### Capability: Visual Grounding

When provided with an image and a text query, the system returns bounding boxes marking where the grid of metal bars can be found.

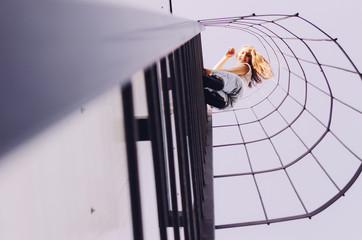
[199,14,362,229]
[122,35,215,240]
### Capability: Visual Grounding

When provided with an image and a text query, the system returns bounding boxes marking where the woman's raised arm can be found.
[213,47,235,70]
[205,63,250,76]
[218,64,250,76]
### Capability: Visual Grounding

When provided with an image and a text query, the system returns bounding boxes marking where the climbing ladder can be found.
[199,13,362,229]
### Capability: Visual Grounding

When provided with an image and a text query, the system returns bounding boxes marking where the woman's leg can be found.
[204,89,226,109]
[202,74,224,91]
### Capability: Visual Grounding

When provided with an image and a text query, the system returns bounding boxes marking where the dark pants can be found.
[202,74,226,109]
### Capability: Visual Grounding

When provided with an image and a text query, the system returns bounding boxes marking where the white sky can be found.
[172,1,362,239]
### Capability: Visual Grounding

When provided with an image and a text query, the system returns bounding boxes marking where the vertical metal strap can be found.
[169,0,173,14]
[144,64,169,240]
[121,82,144,240]
[170,48,194,240]
[160,56,181,240]
[181,41,203,239]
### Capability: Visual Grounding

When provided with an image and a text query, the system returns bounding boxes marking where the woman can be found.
[203,46,273,109]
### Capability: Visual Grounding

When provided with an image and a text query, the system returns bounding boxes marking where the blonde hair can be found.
[237,46,273,87]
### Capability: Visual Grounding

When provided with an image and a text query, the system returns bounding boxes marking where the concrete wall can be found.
[0,72,162,239]
[0,86,133,239]
[0,1,169,239]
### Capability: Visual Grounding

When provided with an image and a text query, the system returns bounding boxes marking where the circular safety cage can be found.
[199,14,362,229]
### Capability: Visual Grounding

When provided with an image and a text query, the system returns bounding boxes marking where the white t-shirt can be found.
[211,63,252,106]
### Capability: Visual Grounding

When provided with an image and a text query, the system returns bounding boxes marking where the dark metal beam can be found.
[145,64,169,240]
[121,83,144,240]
